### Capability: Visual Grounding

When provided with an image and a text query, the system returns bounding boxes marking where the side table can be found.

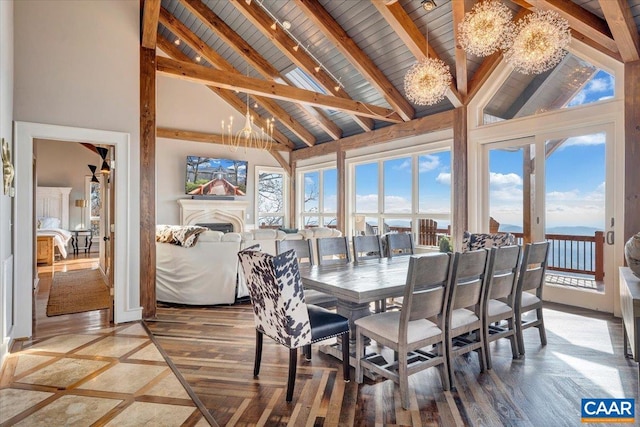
[71,229,93,255]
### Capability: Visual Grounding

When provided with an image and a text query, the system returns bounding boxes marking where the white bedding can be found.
[37,228,72,259]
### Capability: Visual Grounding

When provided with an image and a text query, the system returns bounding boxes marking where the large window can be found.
[352,148,451,246]
[299,166,337,228]
[256,167,287,228]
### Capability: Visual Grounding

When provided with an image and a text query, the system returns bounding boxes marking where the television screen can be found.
[185,156,248,196]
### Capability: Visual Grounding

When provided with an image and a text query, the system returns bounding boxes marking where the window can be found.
[85,176,101,237]
[299,166,337,228]
[256,166,287,228]
[352,148,451,246]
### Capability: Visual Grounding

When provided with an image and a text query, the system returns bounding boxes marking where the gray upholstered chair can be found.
[316,236,352,265]
[275,239,337,309]
[352,235,384,262]
[237,247,350,402]
[355,253,452,409]
[482,245,521,369]
[515,241,550,355]
[446,249,489,388]
[385,233,415,258]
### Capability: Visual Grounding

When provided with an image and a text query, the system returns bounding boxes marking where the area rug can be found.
[46,269,110,316]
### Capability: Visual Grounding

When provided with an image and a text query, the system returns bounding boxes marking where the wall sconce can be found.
[75,199,87,229]
[96,147,110,174]
[88,164,99,183]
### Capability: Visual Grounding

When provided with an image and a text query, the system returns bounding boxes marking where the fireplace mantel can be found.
[178,199,249,232]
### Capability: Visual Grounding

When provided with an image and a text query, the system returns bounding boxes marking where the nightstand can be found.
[71,229,93,255]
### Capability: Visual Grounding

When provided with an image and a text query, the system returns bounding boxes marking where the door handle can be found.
[606,231,614,245]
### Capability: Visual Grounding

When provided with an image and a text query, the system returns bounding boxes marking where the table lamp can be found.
[75,199,87,229]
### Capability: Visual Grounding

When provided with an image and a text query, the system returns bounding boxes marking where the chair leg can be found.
[254,330,263,377]
[342,331,350,382]
[446,332,455,388]
[398,348,410,410]
[483,321,492,370]
[507,318,519,359]
[438,342,450,391]
[515,310,525,356]
[355,327,364,383]
[537,308,547,346]
[476,329,487,373]
[304,344,311,361]
[286,348,298,402]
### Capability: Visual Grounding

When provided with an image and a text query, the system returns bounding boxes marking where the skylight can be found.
[285,68,339,116]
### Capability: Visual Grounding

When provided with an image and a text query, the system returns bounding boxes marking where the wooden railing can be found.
[512,231,604,281]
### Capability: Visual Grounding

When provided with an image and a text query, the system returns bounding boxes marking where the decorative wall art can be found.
[1,138,15,196]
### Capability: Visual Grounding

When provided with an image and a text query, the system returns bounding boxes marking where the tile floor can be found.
[0,322,212,426]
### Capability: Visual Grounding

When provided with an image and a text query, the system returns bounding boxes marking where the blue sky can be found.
[303,65,614,232]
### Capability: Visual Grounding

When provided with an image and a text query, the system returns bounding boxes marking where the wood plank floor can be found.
[146,302,639,426]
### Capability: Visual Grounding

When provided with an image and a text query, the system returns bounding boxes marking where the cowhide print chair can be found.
[237,247,350,402]
[515,241,550,356]
[354,253,452,409]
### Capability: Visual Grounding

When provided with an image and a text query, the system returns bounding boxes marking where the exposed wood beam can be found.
[80,143,98,154]
[372,0,463,106]
[451,0,469,99]
[452,107,467,250]
[159,8,316,147]
[157,36,294,149]
[157,127,291,152]
[570,28,623,62]
[291,110,454,162]
[598,0,640,62]
[527,0,618,54]
[336,148,346,235]
[140,45,156,318]
[269,150,292,177]
[180,0,342,141]
[157,57,404,123]
[296,0,414,121]
[229,0,374,132]
[624,60,640,244]
[141,0,161,48]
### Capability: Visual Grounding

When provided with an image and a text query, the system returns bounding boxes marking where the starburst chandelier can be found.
[404,16,451,106]
[504,10,571,75]
[458,0,514,57]
[221,95,274,152]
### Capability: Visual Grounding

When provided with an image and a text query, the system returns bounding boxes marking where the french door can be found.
[484,124,616,312]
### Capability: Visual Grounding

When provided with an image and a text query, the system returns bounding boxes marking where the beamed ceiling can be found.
[142,0,640,155]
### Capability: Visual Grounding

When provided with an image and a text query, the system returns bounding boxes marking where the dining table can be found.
[298,255,422,363]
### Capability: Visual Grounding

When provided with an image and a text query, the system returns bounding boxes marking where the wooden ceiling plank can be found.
[141,0,161,48]
[180,0,341,140]
[160,8,316,147]
[598,0,640,62]
[157,56,404,123]
[528,0,618,54]
[295,0,414,121]
[291,110,454,162]
[451,0,468,98]
[372,0,462,107]
[157,35,294,149]
[229,0,374,132]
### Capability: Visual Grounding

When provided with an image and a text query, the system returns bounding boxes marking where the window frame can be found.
[254,165,289,229]
[296,161,337,229]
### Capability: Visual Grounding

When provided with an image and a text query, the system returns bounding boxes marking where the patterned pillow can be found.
[155,225,208,248]
[464,232,516,252]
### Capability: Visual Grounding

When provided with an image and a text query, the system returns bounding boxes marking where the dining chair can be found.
[276,239,337,309]
[237,247,350,402]
[355,253,452,409]
[352,234,386,312]
[515,241,550,356]
[352,235,384,262]
[385,233,415,258]
[316,236,352,265]
[445,249,489,388]
[482,245,521,369]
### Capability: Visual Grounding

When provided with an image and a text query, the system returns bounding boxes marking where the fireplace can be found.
[178,199,249,232]
[196,223,234,233]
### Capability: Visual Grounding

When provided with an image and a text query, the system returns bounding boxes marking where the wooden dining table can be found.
[298,255,418,362]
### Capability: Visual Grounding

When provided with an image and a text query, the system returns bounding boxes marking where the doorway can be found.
[13,121,138,340]
[484,124,616,312]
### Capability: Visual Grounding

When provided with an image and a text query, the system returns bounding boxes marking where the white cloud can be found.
[383,195,412,213]
[490,172,522,187]
[393,159,412,172]
[436,172,451,185]
[418,155,440,173]
[585,74,614,93]
[559,133,605,148]
[304,176,315,185]
[355,194,378,212]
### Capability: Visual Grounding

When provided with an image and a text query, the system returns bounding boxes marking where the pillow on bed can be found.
[39,217,61,229]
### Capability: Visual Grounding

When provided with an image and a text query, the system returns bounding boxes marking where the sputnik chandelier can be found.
[504,10,571,75]
[221,95,274,152]
[458,0,514,57]
[404,16,451,106]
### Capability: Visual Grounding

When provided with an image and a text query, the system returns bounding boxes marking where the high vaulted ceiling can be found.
[143,0,640,152]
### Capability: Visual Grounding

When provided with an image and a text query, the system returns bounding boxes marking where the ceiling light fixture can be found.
[174,38,180,45]
[458,0,514,57]
[195,55,201,62]
[504,10,571,75]
[282,20,291,30]
[88,165,99,183]
[421,0,436,11]
[96,147,111,174]
[404,17,451,106]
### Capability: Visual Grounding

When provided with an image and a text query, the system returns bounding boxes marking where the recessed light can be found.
[421,0,436,12]
[282,20,291,30]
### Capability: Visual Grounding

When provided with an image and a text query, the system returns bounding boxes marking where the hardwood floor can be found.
[146,302,638,426]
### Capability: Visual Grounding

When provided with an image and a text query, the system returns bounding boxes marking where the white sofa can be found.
[156,230,244,305]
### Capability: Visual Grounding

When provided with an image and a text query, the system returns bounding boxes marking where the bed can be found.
[36,187,73,264]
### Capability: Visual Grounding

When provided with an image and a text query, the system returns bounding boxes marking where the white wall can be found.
[35,139,102,229]
[0,0,14,367]
[156,75,280,226]
[12,0,141,335]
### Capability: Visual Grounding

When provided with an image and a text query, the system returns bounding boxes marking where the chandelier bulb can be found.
[270,22,277,30]
[293,44,299,52]
[314,66,321,73]
[174,39,180,45]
